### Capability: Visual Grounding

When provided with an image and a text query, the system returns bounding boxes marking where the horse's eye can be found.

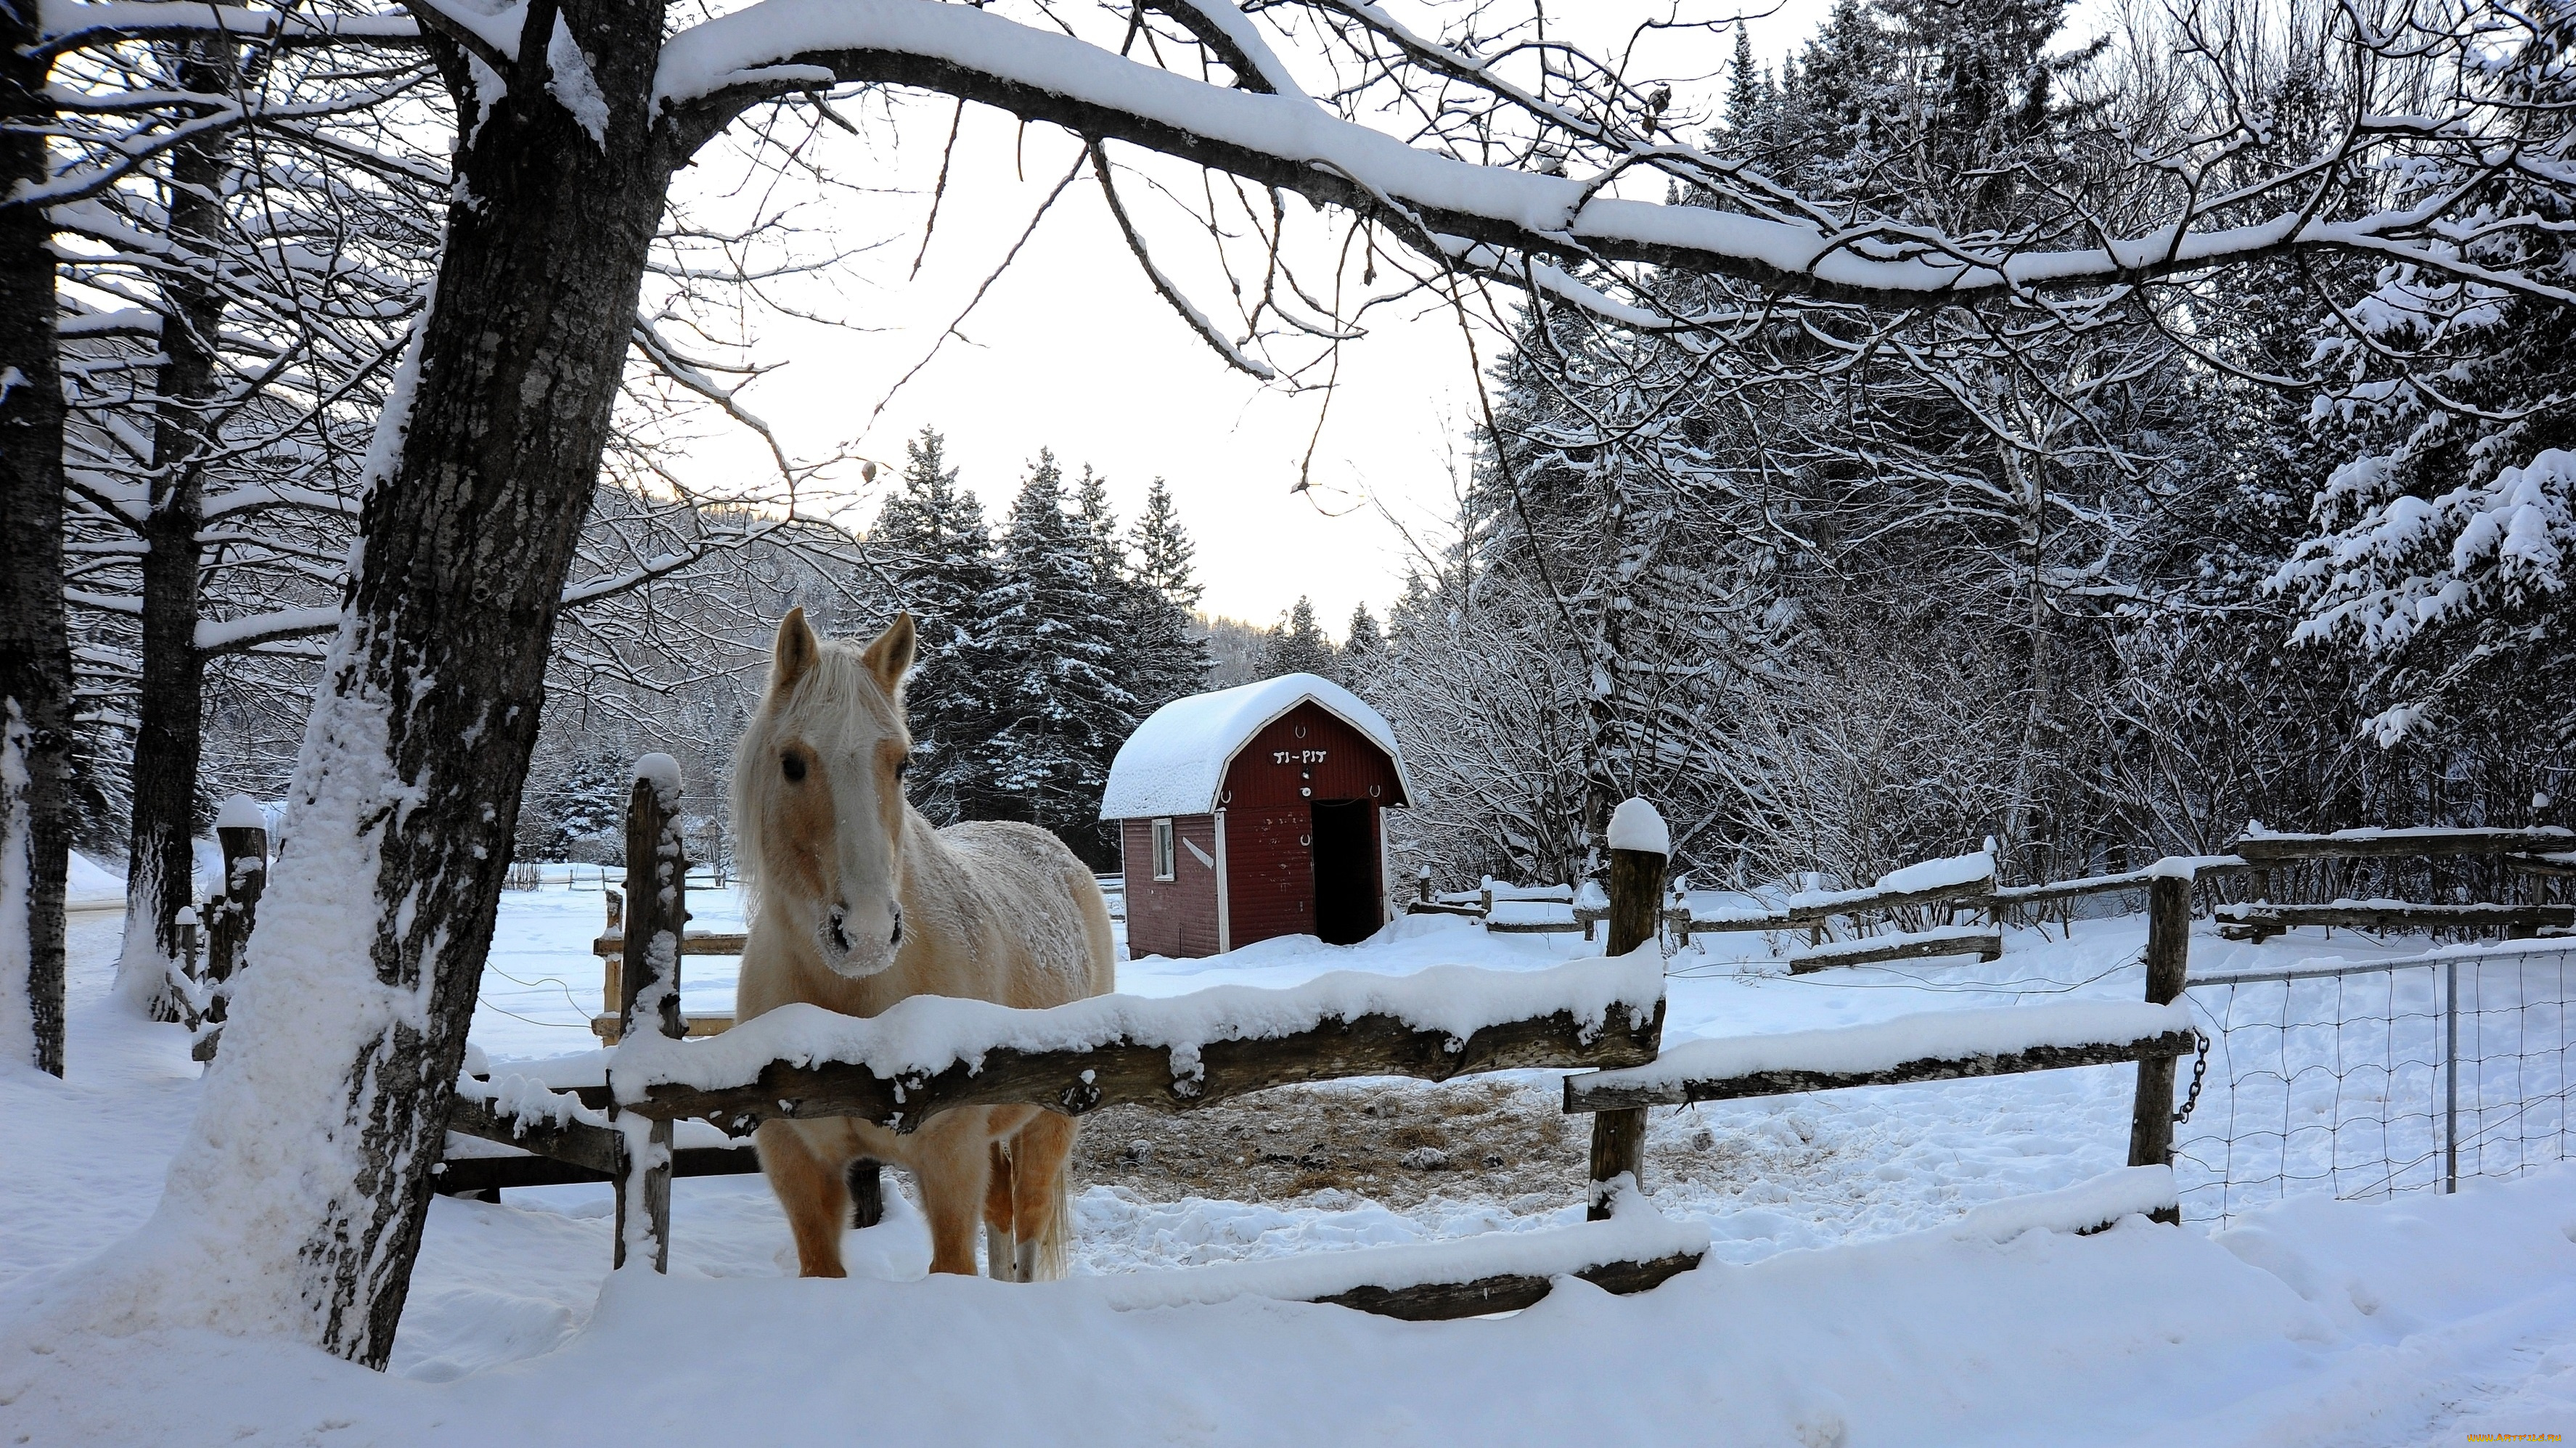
[895,756,910,778]
[781,751,806,783]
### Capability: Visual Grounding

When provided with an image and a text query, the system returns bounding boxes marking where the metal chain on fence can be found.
[2172,1028,2209,1125]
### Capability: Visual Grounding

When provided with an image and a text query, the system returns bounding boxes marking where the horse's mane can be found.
[729,632,907,917]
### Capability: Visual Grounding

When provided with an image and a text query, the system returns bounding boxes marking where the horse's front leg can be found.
[911,1112,997,1275]
[756,1120,851,1277]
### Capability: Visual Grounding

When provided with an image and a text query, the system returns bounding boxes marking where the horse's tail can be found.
[1032,1155,1074,1282]
[1014,1110,1079,1282]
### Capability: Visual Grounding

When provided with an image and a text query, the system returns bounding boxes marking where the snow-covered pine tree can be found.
[1132,477,1202,611]
[1073,463,1124,585]
[1722,24,1777,152]
[1261,597,1339,679]
[549,748,634,860]
[1343,605,1385,682]
[979,450,1137,862]
[871,428,1006,823]
[2273,4,2576,756]
[1068,462,1174,720]
[1123,477,1211,712]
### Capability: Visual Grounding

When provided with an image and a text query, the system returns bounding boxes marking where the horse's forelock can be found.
[732,637,909,902]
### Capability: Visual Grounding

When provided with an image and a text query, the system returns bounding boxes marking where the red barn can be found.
[1102,674,1411,958]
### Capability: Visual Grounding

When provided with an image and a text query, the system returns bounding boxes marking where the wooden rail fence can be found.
[440,758,1687,1319]
[195,755,2572,1319]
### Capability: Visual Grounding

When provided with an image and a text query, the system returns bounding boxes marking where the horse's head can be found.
[735,608,917,978]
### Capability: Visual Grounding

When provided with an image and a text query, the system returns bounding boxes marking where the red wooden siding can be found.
[1224,806,1315,944]
[1119,814,1222,959]
[1217,702,1405,810]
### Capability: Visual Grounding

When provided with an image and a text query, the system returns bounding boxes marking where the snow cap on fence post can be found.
[216,793,267,832]
[1607,797,1669,856]
[632,751,683,801]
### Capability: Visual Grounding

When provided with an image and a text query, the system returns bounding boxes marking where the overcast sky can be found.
[674,1,1847,635]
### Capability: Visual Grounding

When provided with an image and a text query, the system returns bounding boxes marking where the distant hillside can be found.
[1195,614,1270,690]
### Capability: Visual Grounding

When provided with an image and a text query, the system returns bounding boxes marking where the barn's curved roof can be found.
[1100,673,1410,819]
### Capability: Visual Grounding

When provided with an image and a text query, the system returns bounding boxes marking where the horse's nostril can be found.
[889,912,904,947]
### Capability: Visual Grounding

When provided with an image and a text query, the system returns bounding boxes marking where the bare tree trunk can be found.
[1994,389,2052,881]
[161,0,683,1367]
[0,0,71,1078]
[115,38,233,1019]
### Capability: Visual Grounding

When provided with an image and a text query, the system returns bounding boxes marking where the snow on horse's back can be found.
[730,607,1115,1282]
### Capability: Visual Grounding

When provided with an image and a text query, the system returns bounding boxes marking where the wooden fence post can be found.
[613,756,684,1272]
[172,904,200,1004]
[1588,798,1668,1221]
[2127,870,2192,1224]
[206,795,267,1024]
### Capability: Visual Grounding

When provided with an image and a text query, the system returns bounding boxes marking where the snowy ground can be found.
[5,881,2576,1444]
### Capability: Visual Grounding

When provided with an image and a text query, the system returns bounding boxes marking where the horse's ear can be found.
[862,612,917,696]
[774,607,819,691]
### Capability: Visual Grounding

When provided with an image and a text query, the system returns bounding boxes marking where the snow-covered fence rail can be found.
[1561,1002,2198,1111]
[1670,827,2570,970]
[600,957,1667,1137]
[1783,925,2003,974]
[1681,850,2000,937]
[1402,877,1601,933]
[2214,901,2572,944]
[2228,827,2576,862]
[2217,827,2576,917]
[1411,844,2225,952]
[1105,1182,1706,1320]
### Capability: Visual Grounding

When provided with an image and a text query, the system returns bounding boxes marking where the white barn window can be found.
[1151,818,1176,880]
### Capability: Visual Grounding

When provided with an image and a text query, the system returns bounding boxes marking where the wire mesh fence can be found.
[2173,942,2576,1227]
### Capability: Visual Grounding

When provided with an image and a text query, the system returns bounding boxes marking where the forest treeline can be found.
[507,432,1386,872]
[1346,0,2575,892]
[505,430,1206,870]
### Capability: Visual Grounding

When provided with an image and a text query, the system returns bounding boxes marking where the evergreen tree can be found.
[1131,477,1203,611]
[1722,24,1775,151]
[1342,604,1386,690]
[979,449,1137,861]
[549,748,633,862]
[1261,596,1339,679]
[1073,462,1126,585]
[871,427,1005,823]
[1123,476,1210,711]
[1778,0,1900,203]
[1345,604,1383,660]
[2276,17,2576,750]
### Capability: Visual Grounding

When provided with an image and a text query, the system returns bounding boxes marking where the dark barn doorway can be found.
[1309,800,1379,945]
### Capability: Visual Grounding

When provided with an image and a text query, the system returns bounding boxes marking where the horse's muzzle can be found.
[818,902,901,977]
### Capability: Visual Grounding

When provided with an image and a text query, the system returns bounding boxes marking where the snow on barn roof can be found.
[1100,673,1410,819]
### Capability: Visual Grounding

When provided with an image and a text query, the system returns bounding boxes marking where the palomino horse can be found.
[733,608,1116,1280]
